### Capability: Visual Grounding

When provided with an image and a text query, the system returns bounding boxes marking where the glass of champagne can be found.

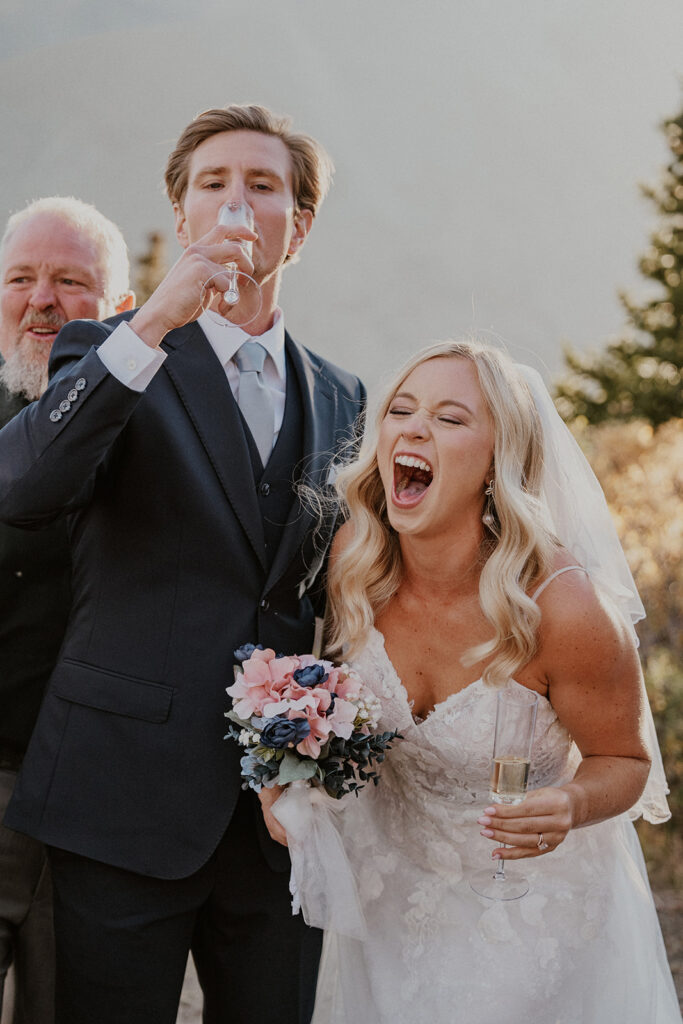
[470,685,539,900]
[200,200,262,328]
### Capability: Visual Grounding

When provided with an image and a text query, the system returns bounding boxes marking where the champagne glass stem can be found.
[224,265,240,304]
[493,843,506,882]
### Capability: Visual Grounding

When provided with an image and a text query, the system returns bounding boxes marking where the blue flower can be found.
[234,643,264,664]
[293,664,329,688]
[260,715,311,749]
[239,751,275,791]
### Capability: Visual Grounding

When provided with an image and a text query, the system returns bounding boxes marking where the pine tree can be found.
[556,101,683,426]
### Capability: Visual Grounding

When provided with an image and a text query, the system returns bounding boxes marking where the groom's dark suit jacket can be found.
[0,386,71,762]
[0,312,364,879]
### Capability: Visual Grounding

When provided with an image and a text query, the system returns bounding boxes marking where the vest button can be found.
[260,598,270,611]
[260,482,271,496]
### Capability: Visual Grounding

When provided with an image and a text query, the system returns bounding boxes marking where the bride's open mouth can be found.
[392,454,433,507]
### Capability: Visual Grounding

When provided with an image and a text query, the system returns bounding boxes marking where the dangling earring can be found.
[482,478,499,535]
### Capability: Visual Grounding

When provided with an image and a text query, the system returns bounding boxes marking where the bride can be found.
[263,339,681,1023]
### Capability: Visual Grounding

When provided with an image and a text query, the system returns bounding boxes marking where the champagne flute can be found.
[200,200,263,328]
[470,686,539,900]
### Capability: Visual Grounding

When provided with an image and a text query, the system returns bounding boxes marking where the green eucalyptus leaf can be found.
[277,751,318,785]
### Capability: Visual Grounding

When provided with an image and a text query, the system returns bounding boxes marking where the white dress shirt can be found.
[96,309,288,446]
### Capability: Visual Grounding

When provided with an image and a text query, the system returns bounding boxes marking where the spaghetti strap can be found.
[531,565,586,603]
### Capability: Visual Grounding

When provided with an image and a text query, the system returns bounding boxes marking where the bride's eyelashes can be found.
[387,406,464,426]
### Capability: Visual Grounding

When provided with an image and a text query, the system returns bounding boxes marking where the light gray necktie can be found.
[233,341,275,466]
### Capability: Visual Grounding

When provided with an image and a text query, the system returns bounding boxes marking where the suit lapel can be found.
[161,322,267,569]
[264,333,337,591]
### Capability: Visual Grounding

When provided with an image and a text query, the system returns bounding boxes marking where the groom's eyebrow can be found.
[192,164,287,188]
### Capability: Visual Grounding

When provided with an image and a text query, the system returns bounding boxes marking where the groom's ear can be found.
[287,208,313,259]
[174,202,190,249]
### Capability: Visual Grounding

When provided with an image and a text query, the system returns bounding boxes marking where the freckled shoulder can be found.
[535,561,638,681]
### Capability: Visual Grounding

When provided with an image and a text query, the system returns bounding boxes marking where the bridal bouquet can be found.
[225,644,399,799]
[225,644,400,939]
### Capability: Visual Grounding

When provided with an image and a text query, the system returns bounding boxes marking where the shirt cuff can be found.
[96,322,166,392]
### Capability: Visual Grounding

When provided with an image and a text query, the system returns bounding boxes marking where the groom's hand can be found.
[258,784,289,847]
[129,223,257,348]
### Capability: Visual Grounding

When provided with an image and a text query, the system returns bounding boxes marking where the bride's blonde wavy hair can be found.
[326,339,559,686]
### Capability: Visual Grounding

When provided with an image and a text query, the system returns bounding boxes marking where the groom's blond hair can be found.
[165,104,334,219]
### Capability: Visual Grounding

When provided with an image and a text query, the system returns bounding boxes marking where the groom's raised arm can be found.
[0,214,265,528]
[0,318,146,527]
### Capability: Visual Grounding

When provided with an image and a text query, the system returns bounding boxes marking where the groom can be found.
[0,105,364,1024]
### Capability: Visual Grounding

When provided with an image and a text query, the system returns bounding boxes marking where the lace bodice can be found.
[353,627,580,816]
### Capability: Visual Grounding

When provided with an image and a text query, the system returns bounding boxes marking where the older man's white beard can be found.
[0,343,50,402]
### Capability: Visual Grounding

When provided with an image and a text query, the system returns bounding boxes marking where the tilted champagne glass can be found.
[470,685,539,900]
[200,200,263,328]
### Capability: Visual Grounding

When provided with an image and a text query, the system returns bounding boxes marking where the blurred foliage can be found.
[554,94,683,882]
[134,231,168,305]
[573,418,683,886]
[556,99,683,427]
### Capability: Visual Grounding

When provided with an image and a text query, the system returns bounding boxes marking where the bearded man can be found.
[0,196,133,1024]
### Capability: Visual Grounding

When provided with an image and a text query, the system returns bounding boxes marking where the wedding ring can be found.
[537,833,549,851]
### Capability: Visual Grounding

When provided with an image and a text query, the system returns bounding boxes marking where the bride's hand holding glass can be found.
[477,784,575,861]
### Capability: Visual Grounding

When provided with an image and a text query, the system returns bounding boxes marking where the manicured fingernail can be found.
[492,851,501,859]
[477,816,491,825]
[480,829,494,838]
[484,806,496,815]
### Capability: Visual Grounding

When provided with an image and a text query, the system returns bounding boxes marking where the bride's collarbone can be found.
[379,634,485,717]
[377,618,549,715]
[378,606,490,672]
[376,596,507,715]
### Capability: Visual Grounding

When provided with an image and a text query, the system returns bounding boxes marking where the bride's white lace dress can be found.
[313,627,681,1024]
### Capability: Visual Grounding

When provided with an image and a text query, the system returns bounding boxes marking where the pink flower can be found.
[249,647,277,664]
[227,651,299,719]
[296,653,322,670]
[268,655,301,687]
[326,698,358,740]
[262,692,318,719]
[288,681,332,710]
[282,689,337,758]
[296,734,324,758]
[227,662,271,719]
[331,670,363,701]
[294,705,334,757]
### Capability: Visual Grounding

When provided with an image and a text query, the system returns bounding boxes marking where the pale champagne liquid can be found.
[490,757,530,804]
